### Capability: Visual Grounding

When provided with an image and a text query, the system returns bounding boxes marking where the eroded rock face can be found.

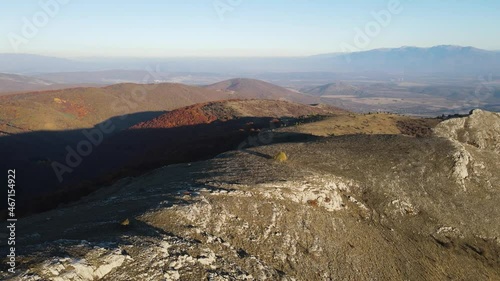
[434,109,500,190]
[434,109,500,153]
[2,111,499,281]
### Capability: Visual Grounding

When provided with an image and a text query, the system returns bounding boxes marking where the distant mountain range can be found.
[1,45,499,75]
[311,45,500,74]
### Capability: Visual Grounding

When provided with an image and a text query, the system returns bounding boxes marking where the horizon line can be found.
[1,45,499,60]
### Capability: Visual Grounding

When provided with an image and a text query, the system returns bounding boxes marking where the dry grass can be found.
[280,113,440,137]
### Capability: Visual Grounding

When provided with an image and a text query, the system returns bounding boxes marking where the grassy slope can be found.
[0,83,231,133]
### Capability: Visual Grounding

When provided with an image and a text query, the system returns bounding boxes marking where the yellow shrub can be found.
[273,151,288,162]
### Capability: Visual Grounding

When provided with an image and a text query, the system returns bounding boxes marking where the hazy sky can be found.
[1,0,499,57]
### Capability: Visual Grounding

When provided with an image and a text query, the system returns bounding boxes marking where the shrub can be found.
[120,218,130,226]
[273,151,288,162]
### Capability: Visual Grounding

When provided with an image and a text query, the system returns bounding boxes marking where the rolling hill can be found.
[0,80,318,134]
[205,78,319,104]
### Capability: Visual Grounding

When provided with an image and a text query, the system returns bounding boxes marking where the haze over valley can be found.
[2,45,500,115]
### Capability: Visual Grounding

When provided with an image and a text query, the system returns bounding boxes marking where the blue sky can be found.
[0,0,499,57]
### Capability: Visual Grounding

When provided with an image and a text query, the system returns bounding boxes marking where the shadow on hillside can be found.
[0,112,323,217]
[240,150,273,159]
[95,110,167,131]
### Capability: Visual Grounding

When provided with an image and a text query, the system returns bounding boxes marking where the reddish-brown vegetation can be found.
[131,102,223,129]
[131,99,343,130]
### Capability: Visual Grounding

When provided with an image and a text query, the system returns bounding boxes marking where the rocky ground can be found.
[1,110,499,280]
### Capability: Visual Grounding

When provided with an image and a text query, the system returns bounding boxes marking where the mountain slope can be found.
[3,110,499,280]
